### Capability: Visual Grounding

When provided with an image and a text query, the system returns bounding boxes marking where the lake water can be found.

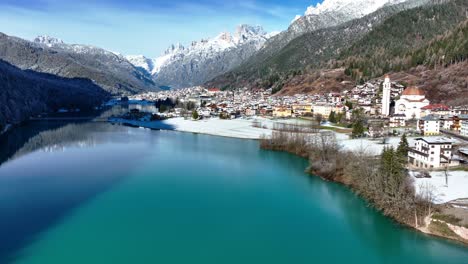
[0,122,467,263]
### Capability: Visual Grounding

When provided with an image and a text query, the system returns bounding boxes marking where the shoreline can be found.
[109,117,468,202]
[109,116,468,245]
[260,144,468,247]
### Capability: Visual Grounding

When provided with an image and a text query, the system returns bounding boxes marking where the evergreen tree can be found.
[380,146,406,199]
[329,111,337,123]
[159,104,168,113]
[397,133,410,160]
[352,119,365,138]
[192,110,199,120]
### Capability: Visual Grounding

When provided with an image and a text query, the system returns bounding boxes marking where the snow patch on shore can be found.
[413,171,468,204]
[110,117,273,139]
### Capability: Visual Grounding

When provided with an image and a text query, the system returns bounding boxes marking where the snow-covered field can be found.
[413,171,468,204]
[110,117,273,139]
[338,137,414,155]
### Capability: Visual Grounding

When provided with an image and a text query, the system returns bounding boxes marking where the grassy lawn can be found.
[432,213,462,226]
[319,126,352,134]
[429,221,460,239]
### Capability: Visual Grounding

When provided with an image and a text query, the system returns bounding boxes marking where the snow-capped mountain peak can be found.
[291,15,302,24]
[164,43,185,55]
[122,24,275,88]
[289,0,409,36]
[125,55,154,73]
[233,24,266,43]
[33,35,64,47]
[304,0,407,17]
[144,24,272,77]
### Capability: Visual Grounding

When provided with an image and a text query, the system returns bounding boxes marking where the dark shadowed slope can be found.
[0,59,110,128]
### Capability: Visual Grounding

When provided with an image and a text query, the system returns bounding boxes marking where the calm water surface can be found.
[0,122,467,264]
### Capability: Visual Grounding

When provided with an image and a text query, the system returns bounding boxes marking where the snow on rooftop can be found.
[416,137,456,144]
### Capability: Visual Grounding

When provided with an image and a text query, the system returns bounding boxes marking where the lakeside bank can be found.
[108,116,468,245]
[259,130,468,246]
[2,122,468,263]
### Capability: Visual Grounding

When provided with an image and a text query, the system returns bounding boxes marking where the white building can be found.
[417,115,441,136]
[461,119,468,137]
[389,114,406,128]
[408,137,458,169]
[394,86,430,120]
[312,104,343,118]
[439,116,454,131]
[381,75,391,117]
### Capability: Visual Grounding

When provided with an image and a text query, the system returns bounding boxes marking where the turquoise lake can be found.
[0,121,467,263]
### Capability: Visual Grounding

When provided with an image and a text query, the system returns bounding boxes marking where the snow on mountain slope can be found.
[4,34,157,93]
[296,0,407,25]
[125,55,154,73]
[282,0,417,53]
[305,0,406,16]
[33,35,64,47]
[125,24,273,88]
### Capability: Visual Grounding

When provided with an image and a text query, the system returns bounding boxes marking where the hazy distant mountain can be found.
[0,33,157,95]
[126,25,275,88]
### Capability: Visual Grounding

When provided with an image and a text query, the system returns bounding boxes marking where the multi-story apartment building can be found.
[417,115,440,135]
[408,137,458,169]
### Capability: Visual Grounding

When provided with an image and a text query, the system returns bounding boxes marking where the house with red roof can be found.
[421,104,451,118]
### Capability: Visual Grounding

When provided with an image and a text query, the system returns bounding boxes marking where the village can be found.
[108,76,468,212]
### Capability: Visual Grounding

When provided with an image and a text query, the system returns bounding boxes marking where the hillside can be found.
[0,60,110,129]
[339,0,468,80]
[387,61,468,104]
[0,34,156,95]
[206,0,430,90]
[279,18,467,103]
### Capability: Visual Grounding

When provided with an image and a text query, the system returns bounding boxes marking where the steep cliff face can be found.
[0,33,156,95]
[0,60,110,128]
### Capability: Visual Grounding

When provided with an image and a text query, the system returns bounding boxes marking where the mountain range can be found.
[0,34,156,95]
[126,24,275,89]
[207,0,431,89]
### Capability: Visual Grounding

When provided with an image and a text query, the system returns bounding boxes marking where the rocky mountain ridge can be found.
[126,24,273,88]
[0,33,156,95]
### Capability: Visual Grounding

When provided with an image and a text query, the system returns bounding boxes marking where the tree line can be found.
[261,130,434,227]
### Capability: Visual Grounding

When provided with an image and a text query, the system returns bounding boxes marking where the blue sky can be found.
[0,0,320,57]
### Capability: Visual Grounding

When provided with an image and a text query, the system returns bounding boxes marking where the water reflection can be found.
[0,119,467,264]
[0,121,152,263]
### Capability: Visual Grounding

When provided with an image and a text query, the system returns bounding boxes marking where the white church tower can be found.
[381,75,391,117]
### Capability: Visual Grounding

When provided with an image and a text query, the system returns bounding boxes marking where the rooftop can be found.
[402,86,425,96]
[420,114,440,121]
[421,104,450,111]
[416,137,455,144]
